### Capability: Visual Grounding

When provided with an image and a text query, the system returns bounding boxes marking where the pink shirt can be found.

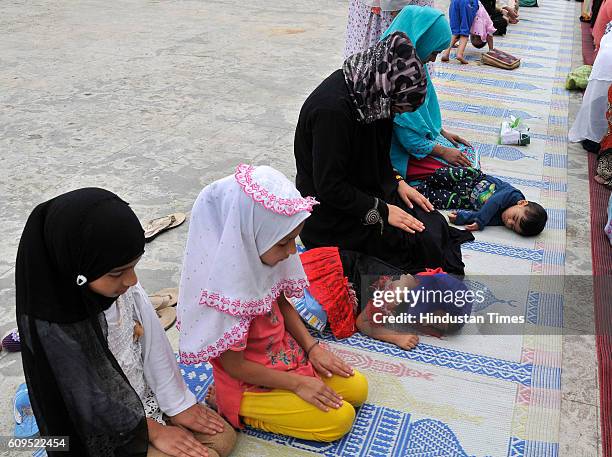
[211,298,317,428]
[470,3,496,40]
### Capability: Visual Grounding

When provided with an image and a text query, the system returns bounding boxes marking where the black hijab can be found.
[16,188,148,456]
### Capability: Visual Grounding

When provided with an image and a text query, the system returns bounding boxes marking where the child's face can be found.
[88,256,141,298]
[501,200,529,234]
[260,223,305,267]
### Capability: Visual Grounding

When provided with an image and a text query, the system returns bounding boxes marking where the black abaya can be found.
[294,70,473,275]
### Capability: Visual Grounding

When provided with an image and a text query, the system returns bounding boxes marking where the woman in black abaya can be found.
[294,32,473,274]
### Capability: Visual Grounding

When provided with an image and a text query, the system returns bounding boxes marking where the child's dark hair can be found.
[519,202,548,236]
[470,34,487,49]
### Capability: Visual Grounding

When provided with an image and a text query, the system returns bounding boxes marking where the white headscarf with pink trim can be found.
[178,164,318,364]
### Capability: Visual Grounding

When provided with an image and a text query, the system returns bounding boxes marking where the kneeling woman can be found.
[16,189,235,457]
[294,32,473,274]
[178,165,368,442]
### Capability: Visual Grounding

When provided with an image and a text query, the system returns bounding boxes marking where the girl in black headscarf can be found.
[16,188,149,456]
[15,188,235,457]
[294,32,473,275]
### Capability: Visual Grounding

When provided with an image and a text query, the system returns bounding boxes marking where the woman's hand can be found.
[388,205,425,234]
[441,147,473,167]
[169,404,225,435]
[441,129,472,148]
[397,180,434,212]
[293,376,343,412]
[148,420,209,457]
[308,344,354,378]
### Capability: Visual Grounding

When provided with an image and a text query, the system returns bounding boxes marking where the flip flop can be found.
[143,213,186,243]
[148,288,178,310]
[157,307,177,331]
[2,328,20,352]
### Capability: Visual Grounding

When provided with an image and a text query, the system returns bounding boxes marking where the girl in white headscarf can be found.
[178,164,369,442]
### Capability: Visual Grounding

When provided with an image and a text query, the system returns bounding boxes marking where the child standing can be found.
[441,0,480,63]
[178,164,368,442]
[418,167,548,235]
[16,188,235,457]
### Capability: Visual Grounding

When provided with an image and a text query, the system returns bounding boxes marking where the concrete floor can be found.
[0,0,601,455]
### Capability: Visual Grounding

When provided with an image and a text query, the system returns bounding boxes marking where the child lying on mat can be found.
[356,269,473,350]
[418,167,548,235]
[299,248,473,351]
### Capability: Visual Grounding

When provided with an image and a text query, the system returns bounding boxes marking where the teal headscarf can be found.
[380,6,452,153]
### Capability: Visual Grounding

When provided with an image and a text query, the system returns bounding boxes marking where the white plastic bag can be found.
[500,116,531,145]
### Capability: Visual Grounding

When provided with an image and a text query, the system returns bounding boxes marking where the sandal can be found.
[148,288,178,310]
[2,328,20,352]
[157,308,177,331]
[143,213,186,243]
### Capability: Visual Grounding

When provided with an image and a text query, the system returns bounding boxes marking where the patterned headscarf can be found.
[342,31,427,123]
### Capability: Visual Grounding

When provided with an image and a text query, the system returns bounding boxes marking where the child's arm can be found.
[133,284,226,435]
[462,194,506,229]
[278,294,354,378]
[452,209,477,225]
[218,350,343,411]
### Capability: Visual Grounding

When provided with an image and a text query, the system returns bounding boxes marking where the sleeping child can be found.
[298,247,473,351]
[418,167,548,235]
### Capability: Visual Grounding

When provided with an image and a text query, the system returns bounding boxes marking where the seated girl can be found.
[16,188,236,457]
[178,164,368,443]
[381,7,479,186]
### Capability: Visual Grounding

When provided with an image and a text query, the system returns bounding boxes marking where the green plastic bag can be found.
[566,65,592,90]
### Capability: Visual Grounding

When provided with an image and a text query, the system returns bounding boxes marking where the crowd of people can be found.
[14,0,590,455]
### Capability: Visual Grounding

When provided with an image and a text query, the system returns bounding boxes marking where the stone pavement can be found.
[0,0,600,455]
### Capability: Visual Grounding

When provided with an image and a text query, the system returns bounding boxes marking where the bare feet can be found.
[384,333,420,350]
[441,53,450,62]
[356,311,420,351]
[205,384,218,411]
[456,56,469,64]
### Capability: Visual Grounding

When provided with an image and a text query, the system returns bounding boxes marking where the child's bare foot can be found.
[456,56,469,64]
[205,384,218,411]
[384,333,420,350]
[441,53,450,62]
[594,174,607,185]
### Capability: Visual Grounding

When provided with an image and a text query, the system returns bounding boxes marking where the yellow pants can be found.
[239,371,368,442]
